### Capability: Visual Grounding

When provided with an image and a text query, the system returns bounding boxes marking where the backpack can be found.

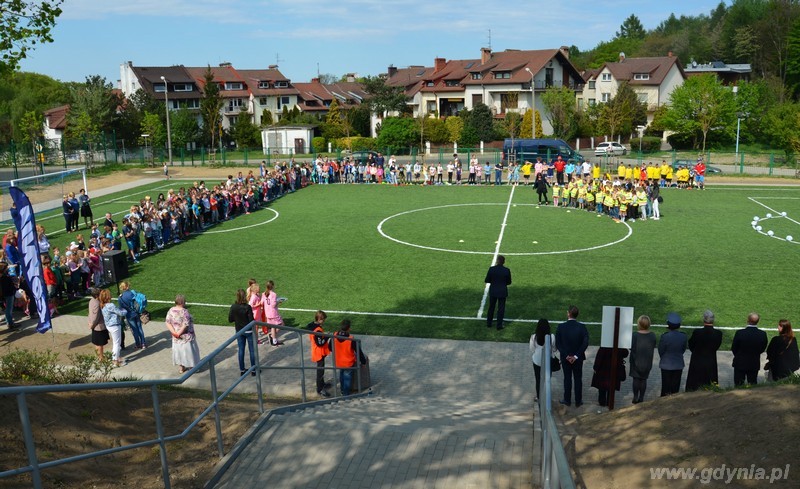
[131,290,148,313]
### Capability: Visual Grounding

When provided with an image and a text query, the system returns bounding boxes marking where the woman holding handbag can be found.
[530,318,557,401]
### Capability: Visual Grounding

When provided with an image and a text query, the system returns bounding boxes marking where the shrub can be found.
[629,136,662,153]
[335,137,376,151]
[0,349,116,384]
[312,137,326,153]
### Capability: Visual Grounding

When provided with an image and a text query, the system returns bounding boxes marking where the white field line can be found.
[477,185,516,319]
[749,197,800,226]
[146,299,755,330]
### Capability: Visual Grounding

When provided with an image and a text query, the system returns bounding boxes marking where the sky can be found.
[18,0,729,87]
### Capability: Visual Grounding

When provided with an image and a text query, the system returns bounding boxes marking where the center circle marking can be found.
[377,203,633,256]
[204,208,280,234]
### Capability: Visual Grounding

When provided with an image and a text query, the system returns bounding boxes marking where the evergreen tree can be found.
[200,66,223,150]
[616,14,646,40]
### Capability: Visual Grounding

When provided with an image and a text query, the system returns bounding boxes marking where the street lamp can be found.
[141,133,150,165]
[524,67,535,138]
[160,76,173,167]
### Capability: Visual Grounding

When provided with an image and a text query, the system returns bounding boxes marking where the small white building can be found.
[260,125,316,155]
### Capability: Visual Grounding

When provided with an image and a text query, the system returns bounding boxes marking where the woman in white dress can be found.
[529,318,557,401]
[99,289,126,367]
[165,294,201,374]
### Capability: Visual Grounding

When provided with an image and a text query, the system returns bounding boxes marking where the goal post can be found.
[2,167,88,230]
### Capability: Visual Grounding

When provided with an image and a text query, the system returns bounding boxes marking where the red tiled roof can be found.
[44,105,69,130]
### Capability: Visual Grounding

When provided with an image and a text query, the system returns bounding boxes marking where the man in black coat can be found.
[484,255,511,330]
[555,305,590,407]
[685,309,723,391]
[731,312,768,386]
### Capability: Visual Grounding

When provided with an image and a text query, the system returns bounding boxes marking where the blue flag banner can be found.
[9,187,52,334]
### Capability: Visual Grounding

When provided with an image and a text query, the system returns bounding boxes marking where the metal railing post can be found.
[298,331,308,403]
[356,340,363,392]
[252,325,264,413]
[150,385,172,489]
[17,393,43,489]
[331,339,339,397]
[208,359,225,457]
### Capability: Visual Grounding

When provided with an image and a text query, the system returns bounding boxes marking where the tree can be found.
[0,0,64,73]
[322,98,345,140]
[230,114,260,148]
[663,73,736,151]
[375,117,417,149]
[318,73,339,84]
[170,108,200,150]
[444,116,464,143]
[139,111,165,161]
[541,86,578,139]
[362,76,408,116]
[425,117,449,144]
[66,75,116,139]
[597,82,647,139]
[763,102,800,158]
[616,14,646,40]
[459,103,494,146]
[261,109,273,127]
[200,66,223,151]
[18,110,42,156]
[519,109,544,139]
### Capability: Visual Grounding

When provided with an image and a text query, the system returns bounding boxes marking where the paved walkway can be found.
[21,315,765,488]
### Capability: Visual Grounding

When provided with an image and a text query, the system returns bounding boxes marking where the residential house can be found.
[119,62,202,114]
[184,63,254,131]
[684,60,751,85]
[293,78,367,115]
[238,66,300,125]
[43,104,69,148]
[578,53,686,124]
[384,47,584,135]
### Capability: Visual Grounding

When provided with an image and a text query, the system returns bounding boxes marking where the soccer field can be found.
[40,179,800,347]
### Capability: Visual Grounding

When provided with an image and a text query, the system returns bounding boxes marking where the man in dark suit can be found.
[731,312,768,386]
[555,305,589,407]
[484,255,511,330]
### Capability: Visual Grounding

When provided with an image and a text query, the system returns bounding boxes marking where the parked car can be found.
[672,159,722,173]
[503,138,585,164]
[344,150,380,162]
[594,142,627,156]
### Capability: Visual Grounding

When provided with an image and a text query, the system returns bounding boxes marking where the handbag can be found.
[657,195,664,203]
[139,310,151,324]
[550,356,561,372]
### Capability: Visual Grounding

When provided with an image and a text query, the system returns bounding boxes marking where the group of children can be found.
[550,177,662,221]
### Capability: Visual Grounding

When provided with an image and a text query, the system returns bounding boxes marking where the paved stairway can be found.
[212,396,533,489]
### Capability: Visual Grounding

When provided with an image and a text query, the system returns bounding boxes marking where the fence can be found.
[0,321,368,489]
[535,339,576,489]
[618,150,799,177]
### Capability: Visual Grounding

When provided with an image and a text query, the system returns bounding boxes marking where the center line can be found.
[477,185,516,318]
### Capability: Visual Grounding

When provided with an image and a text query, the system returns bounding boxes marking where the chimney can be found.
[559,46,570,59]
[668,51,673,58]
[434,57,447,73]
[311,77,320,84]
[387,65,397,78]
[268,64,278,69]
[219,62,232,67]
[619,52,626,63]
[127,61,133,67]
[345,73,356,82]
[481,47,492,64]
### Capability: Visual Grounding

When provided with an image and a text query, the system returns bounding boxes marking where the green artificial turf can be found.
[25,179,800,349]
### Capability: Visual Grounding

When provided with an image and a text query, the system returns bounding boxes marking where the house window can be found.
[633,73,650,80]
[259,97,268,105]
[500,93,519,112]
[588,80,596,89]
[154,83,166,93]
[494,72,511,79]
[228,115,238,125]
[637,93,648,103]
[181,99,200,109]
[258,81,269,89]
[445,80,459,87]
[425,81,434,87]
[225,82,243,90]
[427,101,436,113]
[275,81,289,88]
[173,83,192,92]
[588,98,596,106]
[471,73,482,80]
[227,99,243,111]
[601,93,610,103]
[601,73,612,81]
[277,96,291,109]
[545,68,554,87]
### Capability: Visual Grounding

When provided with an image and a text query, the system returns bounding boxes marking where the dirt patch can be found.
[562,385,799,488]
[0,327,293,489]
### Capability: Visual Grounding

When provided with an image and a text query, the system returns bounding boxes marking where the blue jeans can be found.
[126,314,145,347]
[495,170,502,184]
[237,333,256,372]
[4,295,14,325]
[340,368,353,396]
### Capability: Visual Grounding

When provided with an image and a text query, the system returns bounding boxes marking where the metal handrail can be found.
[0,320,368,489]
[536,339,576,489]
